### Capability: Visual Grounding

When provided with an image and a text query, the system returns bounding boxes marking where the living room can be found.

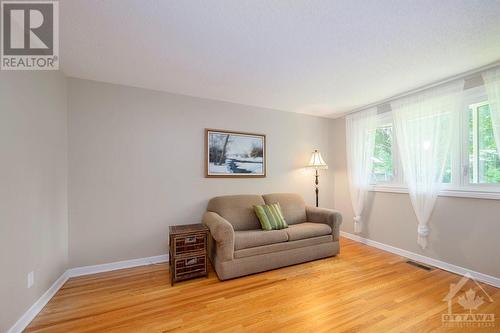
[1,1,499,332]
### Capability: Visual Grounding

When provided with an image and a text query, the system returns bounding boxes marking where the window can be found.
[370,85,500,197]
[372,124,394,183]
[371,112,401,185]
[467,102,500,184]
[442,156,452,183]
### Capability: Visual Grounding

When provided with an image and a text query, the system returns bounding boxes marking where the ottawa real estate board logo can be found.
[442,273,495,328]
[1,0,59,70]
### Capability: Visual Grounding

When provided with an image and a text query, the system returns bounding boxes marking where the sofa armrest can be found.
[306,206,343,241]
[202,212,235,261]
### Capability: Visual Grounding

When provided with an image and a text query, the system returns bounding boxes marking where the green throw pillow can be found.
[254,203,288,230]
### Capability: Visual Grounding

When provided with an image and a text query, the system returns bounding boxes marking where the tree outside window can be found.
[372,125,394,183]
[468,103,500,184]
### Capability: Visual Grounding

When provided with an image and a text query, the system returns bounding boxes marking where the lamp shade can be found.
[308,150,328,169]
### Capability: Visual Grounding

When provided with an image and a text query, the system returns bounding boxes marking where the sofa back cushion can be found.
[262,193,306,225]
[207,195,265,231]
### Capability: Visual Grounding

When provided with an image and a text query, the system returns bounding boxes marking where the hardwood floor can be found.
[25,237,499,333]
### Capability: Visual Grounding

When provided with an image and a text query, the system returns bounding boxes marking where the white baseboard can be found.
[67,254,169,277]
[7,271,69,333]
[340,231,500,288]
[7,254,169,333]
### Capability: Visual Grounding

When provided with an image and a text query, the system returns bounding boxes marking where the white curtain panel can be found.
[346,108,377,233]
[483,67,500,156]
[391,81,463,249]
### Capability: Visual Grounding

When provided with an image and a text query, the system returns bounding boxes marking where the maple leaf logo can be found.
[458,289,484,313]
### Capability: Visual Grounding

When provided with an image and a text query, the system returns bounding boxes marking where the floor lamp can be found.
[307,150,328,207]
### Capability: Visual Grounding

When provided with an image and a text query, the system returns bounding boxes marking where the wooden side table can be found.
[169,223,209,286]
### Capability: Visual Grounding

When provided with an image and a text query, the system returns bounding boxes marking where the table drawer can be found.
[174,255,206,276]
[174,234,206,255]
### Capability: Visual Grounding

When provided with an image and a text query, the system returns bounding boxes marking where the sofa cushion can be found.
[254,203,288,230]
[285,222,332,241]
[262,193,306,225]
[234,229,288,250]
[207,195,265,231]
[234,235,333,259]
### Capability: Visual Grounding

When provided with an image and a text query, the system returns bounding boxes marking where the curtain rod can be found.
[345,59,500,116]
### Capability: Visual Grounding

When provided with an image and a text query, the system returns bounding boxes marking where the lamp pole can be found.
[315,168,319,207]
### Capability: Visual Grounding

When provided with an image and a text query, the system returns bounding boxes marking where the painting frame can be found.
[205,128,266,178]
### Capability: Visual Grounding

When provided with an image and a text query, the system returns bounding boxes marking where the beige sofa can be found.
[202,193,342,280]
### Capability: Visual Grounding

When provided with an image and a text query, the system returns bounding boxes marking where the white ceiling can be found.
[60,0,500,118]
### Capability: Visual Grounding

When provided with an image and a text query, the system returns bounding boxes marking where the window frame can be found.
[370,85,500,199]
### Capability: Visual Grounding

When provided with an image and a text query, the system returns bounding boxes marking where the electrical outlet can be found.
[27,271,34,288]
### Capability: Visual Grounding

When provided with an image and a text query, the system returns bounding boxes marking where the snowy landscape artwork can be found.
[206,129,266,177]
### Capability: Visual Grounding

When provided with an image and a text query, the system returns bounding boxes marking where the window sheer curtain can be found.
[346,108,377,233]
[483,67,500,156]
[391,81,463,249]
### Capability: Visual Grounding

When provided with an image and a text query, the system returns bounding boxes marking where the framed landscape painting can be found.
[205,129,266,177]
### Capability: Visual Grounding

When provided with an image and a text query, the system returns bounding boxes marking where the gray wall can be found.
[67,78,335,267]
[331,117,500,278]
[0,71,68,332]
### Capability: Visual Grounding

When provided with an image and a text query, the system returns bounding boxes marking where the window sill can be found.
[370,185,500,200]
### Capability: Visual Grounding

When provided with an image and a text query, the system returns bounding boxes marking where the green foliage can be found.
[372,126,393,182]
[469,104,500,183]
[442,157,451,183]
[486,167,500,182]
